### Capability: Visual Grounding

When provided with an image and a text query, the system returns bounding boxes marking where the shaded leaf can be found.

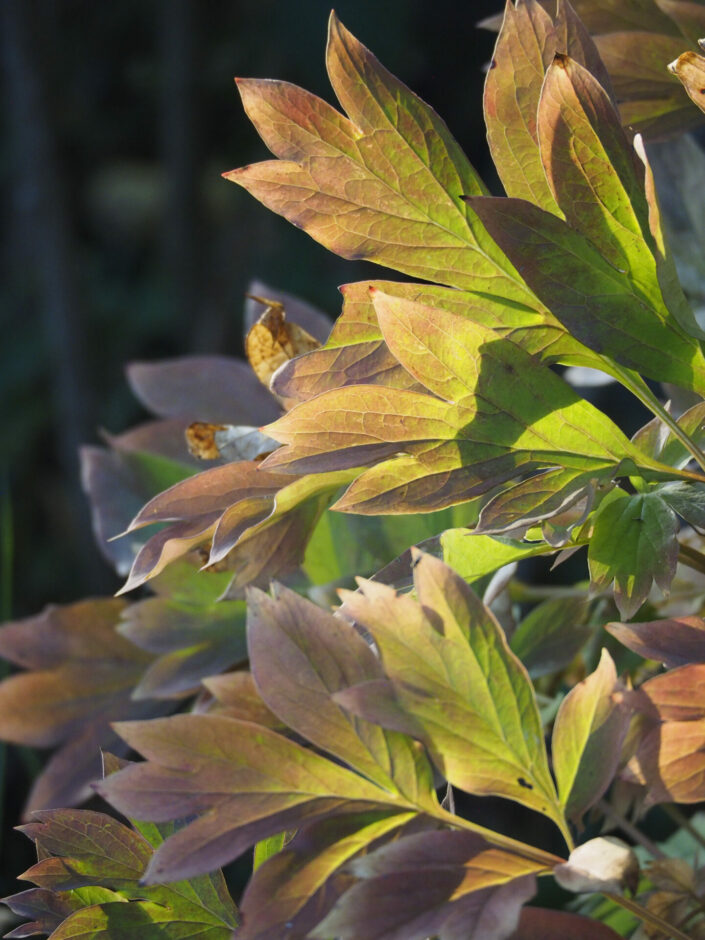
[338,551,569,839]
[627,663,705,720]
[311,829,541,940]
[0,599,166,812]
[510,595,592,678]
[510,907,623,939]
[126,356,278,427]
[552,649,632,819]
[659,480,705,527]
[632,401,705,469]
[118,597,248,699]
[226,14,536,303]
[606,614,705,666]
[588,491,679,619]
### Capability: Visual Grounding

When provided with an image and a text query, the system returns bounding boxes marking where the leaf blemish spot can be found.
[517,777,533,790]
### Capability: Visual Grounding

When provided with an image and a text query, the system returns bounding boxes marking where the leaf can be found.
[126,355,279,426]
[247,583,437,804]
[606,614,705,666]
[244,295,320,400]
[99,714,418,883]
[118,597,248,699]
[587,491,679,619]
[632,401,705,469]
[238,813,419,940]
[80,445,194,576]
[659,480,705,528]
[0,599,167,812]
[185,423,279,462]
[263,292,660,514]
[310,830,541,940]
[510,907,624,939]
[467,195,705,395]
[441,528,562,582]
[338,551,569,841]
[244,279,332,344]
[485,0,613,214]
[510,595,592,678]
[552,649,632,819]
[627,716,705,803]
[202,671,283,728]
[669,48,705,115]
[553,837,639,894]
[225,14,537,304]
[7,808,239,939]
[627,663,705,721]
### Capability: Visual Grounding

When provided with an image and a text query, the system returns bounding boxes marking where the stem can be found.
[612,364,705,475]
[433,805,566,870]
[597,798,666,859]
[663,804,705,853]
[678,542,705,577]
[606,892,693,940]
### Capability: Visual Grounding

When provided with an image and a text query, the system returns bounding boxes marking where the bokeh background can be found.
[1,0,502,625]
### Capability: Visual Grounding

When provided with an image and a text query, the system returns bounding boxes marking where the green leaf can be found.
[552,649,632,820]
[441,529,561,582]
[588,490,679,619]
[510,595,592,678]
[468,194,705,395]
[338,551,570,843]
[252,831,288,872]
[225,13,537,304]
[9,808,239,940]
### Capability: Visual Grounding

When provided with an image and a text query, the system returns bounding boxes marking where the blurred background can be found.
[1,0,502,622]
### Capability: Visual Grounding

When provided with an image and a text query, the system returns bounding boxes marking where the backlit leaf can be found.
[226,14,536,304]
[669,49,705,115]
[339,551,569,840]
[552,649,632,819]
[587,490,679,619]
[467,195,705,395]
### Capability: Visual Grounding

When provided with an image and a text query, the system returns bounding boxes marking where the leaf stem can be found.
[597,798,665,859]
[606,892,693,940]
[613,364,705,474]
[678,541,705,576]
[662,804,705,853]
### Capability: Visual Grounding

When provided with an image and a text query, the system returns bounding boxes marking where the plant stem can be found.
[663,804,705,853]
[613,364,705,474]
[678,542,705,576]
[606,892,693,940]
[597,798,666,859]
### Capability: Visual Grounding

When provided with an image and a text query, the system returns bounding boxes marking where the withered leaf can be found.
[185,422,279,462]
[245,295,320,396]
[669,49,705,115]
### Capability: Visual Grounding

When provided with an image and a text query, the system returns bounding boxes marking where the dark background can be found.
[1,0,502,622]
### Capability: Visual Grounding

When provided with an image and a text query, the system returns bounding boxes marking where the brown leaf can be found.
[245,295,320,398]
[668,48,705,114]
[510,907,623,939]
[186,422,278,462]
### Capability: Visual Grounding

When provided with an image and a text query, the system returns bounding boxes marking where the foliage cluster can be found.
[8,0,705,936]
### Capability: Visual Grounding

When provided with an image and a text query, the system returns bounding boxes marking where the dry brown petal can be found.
[245,295,320,397]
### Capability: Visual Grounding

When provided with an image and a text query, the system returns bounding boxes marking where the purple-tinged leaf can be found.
[311,830,539,940]
[226,14,537,304]
[552,649,632,819]
[588,491,679,619]
[126,356,278,426]
[467,195,705,395]
[0,599,166,812]
[606,614,705,667]
[2,886,123,938]
[339,552,568,839]
[510,907,623,938]
[510,595,591,678]
[100,715,414,883]
[202,672,283,728]
[237,812,417,940]
[247,584,436,805]
[118,597,247,699]
[106,418,205,468]
[627,663,705,721]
